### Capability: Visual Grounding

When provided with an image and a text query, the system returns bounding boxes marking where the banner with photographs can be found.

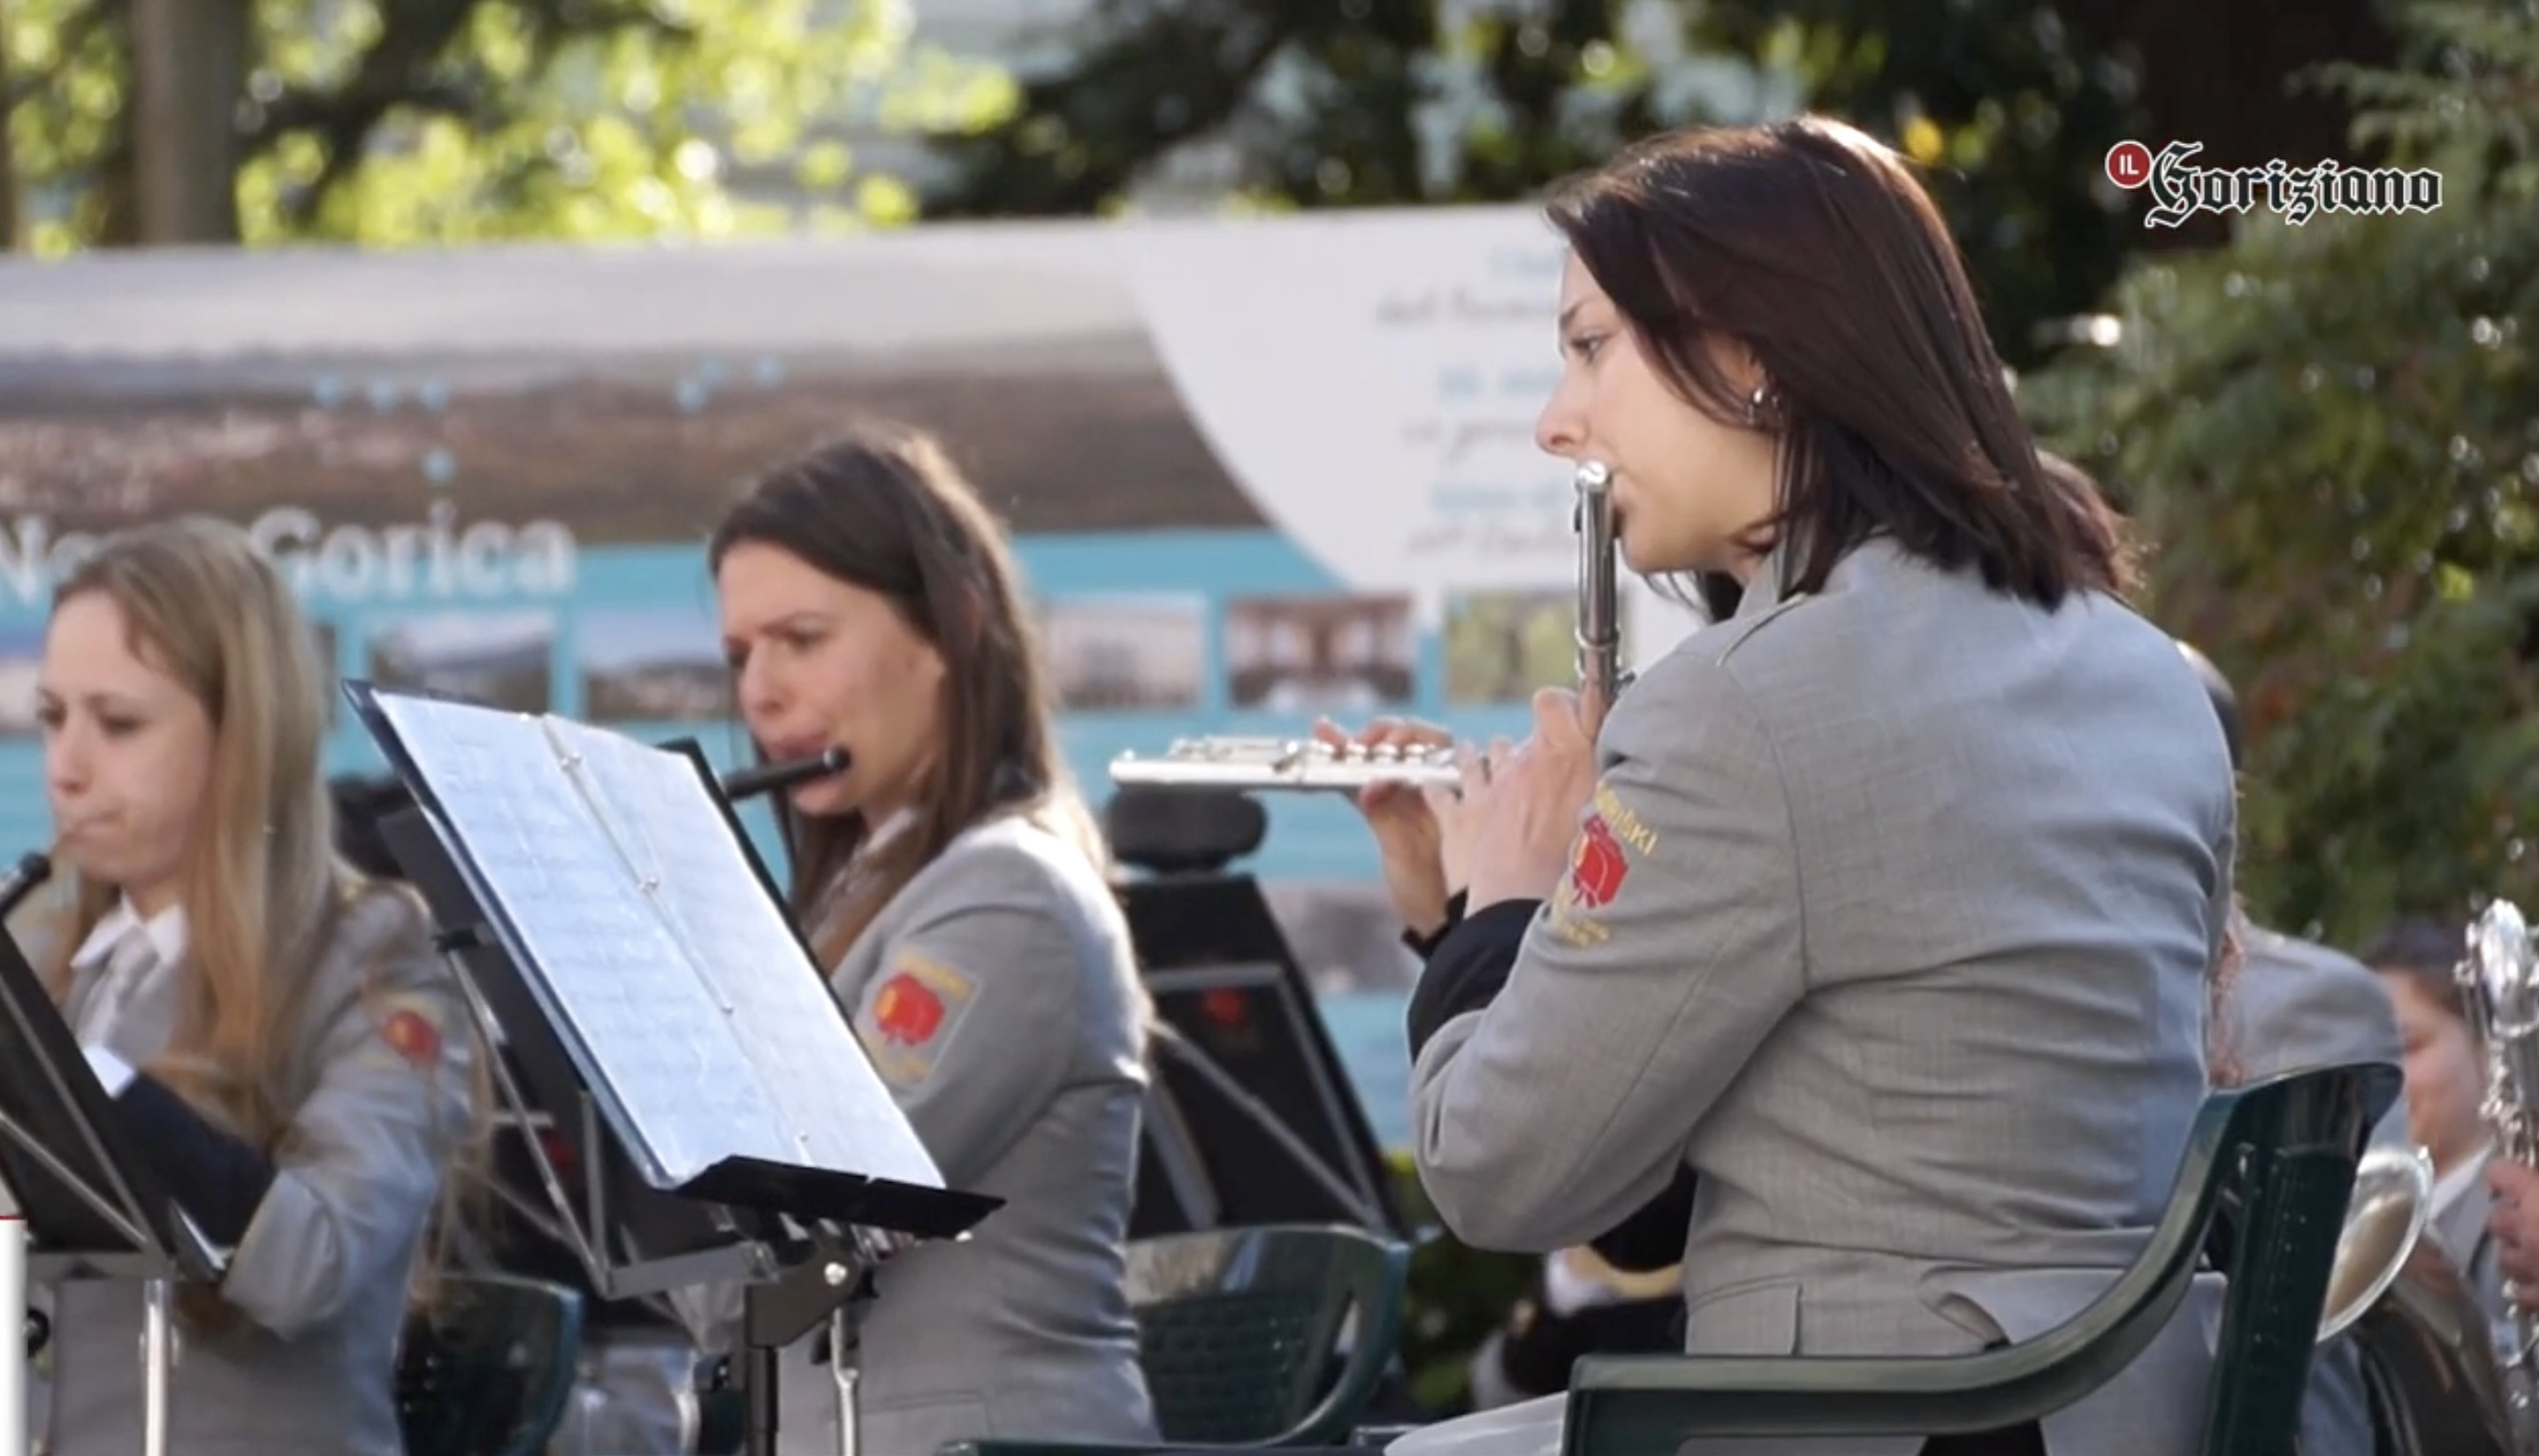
[0,215,1700,1141]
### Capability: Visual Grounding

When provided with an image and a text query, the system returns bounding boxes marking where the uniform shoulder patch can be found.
[855,952,980,1086]
[375,992,447,1069]
[1546,781,1661,947]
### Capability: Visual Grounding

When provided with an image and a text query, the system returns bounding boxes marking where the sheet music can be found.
[543,716,943,1190]
[369,695,790,1185]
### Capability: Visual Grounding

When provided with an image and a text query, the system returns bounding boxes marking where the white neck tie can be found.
[78,924,163,1049]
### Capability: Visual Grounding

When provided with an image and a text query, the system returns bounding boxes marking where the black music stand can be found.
[1117,875,1407,1239]
[346,681,1000,1456]
[0,924,225,1456]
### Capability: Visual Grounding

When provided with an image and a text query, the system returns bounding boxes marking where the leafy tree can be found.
[2023,0,2539,945]
[0,0,15,245]
[918,0,1666,220]
[2,0,1017,251]
[914,0,2390,369]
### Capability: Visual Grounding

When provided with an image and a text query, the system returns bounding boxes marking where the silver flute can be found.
[1574,460,1626,707]
[1109,461,1627,793]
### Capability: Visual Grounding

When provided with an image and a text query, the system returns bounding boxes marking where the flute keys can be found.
[1109,735,1459,789]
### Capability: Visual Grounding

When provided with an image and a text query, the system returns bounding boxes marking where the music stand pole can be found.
[3,1214,24,1456]
[829,1303,860,1456]
[0,920,225,1456]
[827,1231,890,1456]
[142,1277,174,1456]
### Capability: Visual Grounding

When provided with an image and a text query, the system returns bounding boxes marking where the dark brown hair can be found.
[1544,116,2136,616]
[2361,917,2468,1025]
[708,423,1103,965]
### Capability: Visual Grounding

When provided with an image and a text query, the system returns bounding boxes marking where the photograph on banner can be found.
[363,609,557,716]
[1221,592,1418,715]
[0,209,1680,1152]
[1442,587,1612,705]
[579,601,730,726]
[1043,591,1209,714]
[0,623,39,740]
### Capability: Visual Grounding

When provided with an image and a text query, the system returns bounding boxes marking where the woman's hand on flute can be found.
[1315,715,1459,939]
[1456,688,1601,911]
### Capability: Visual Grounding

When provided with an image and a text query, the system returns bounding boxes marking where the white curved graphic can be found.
[1122,210,1580,615]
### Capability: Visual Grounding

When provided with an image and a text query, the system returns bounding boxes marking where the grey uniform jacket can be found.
[2226,919,2407,1456]
[1396,537,2236,1456]
[743,812,1158,1456]
[36,880,475,1456]
[2428,1150,2506,1330]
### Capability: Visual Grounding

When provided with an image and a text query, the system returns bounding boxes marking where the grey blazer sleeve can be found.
[845,842,1088,1190]
[220,887,475,1338]
[1411,654,1806,1251]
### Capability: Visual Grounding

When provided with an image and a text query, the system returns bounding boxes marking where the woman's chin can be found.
[785,779,857,819]
[1621,537,1693,578]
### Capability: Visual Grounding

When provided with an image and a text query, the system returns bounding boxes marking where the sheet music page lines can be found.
[540,719,942,1189]
[539,721,800,1157]
[369,695,776,1185]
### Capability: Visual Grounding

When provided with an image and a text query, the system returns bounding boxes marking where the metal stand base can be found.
[141,1278,172,1456]
[3,1217,24,1456]
[827,1302,865,1456]
[0,1232,166,1456]
[736,1233,881,1456]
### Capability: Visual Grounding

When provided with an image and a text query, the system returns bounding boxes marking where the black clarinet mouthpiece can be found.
[721,747,850,802]
[0,850,53,919]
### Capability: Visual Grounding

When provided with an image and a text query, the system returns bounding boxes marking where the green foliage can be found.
[914,0,2176,367]
[1679,1,2146,370]
[2024,1,2539,943]
[919,0,1678,221]
[4,0,1018,251]
[1386,1151,1537,1415]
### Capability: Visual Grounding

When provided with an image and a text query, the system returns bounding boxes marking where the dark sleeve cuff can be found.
[115,1074,279,1247]
[1405,897,1540,1060]
[1399,889,1471,960]
[1590,1166,1698,1271]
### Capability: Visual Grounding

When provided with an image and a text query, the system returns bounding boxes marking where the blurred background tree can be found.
[0,0,1016,251]
[1385,1152,1534,1414]
[914,0,2390,369]
[0,0,15,247]
[2024,0,2539,944]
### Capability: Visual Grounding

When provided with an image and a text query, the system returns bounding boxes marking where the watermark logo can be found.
[2104,140,2443,228]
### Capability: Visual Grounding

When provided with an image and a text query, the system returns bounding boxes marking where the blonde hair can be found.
[37,516,486,1319]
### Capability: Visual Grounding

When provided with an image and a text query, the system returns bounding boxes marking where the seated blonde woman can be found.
[16,516,483,1456]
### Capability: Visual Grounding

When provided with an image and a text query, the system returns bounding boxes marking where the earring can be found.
[1744,383,1770,426]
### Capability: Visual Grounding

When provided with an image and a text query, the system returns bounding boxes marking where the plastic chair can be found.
[397,1272,588,1456]
[943,1222,1413,1455]
[1558,1060,2400,1456]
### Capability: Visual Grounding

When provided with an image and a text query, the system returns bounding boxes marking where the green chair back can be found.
[934,1222,1412,1456]
[1129,1222,1411,1447]
[397,1272,587,1456]
[1560,1060,2400,1456]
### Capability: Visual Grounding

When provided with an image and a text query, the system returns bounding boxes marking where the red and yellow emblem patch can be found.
[380,1005,443,1068]
[1548,782,1659,947]
[857,952,977,1086]
[870,972,949,1048]
[1568,815,1631,909]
